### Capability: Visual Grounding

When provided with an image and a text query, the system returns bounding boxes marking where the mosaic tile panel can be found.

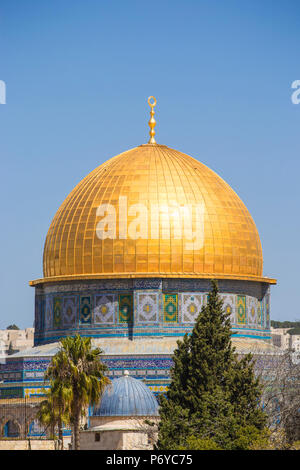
[220,294,235,324]
[80,296,92,324]
[119,294,133,323]
[39,278,265,300]
[62,296,77,327]
[163,294,178,323]
[265,293,270,328]
[53,297,62,329]
[41,298,45,331]
[181,293,203,323]
[103,358,173,370]
[257,301,262,326]
[24,360,50,372]
[34,298,42,332]
[149,385,168,394]
[0,388,23,399]
[94,294,115,324]
[260,299,265,327]
[137,293,159,322]
[28,419,46,437]
[45,295,53,330]
[133,279,162,289]
[236,295,246,325]
[247,296,257,325]
[24,387,46,397]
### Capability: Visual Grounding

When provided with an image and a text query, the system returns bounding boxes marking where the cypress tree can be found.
[157,280,266,450]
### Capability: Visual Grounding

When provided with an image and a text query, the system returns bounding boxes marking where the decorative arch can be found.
[27,419,45,437]
[3,419,21,438]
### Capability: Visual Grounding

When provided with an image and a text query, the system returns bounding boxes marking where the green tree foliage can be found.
[271,320,300,329]
[37,386,71,449]
[6,324,19,330]
[157,280,267,450]
[287,327,300,335]
[45,334,110,450]
[178,435,222,450]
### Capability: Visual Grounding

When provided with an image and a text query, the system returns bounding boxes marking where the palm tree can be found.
[37,384,71,449]
[46,334,110,450]
[37,394,57,438]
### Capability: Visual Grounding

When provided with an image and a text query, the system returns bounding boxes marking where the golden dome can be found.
[33,143,276,286]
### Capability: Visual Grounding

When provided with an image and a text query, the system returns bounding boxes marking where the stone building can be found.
[80,370,159,450]
[0,97,279,446]
[0,329,34,358]
[271,327,300,352]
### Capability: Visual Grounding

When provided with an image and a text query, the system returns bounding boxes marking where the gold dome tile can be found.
[31,144,276,286]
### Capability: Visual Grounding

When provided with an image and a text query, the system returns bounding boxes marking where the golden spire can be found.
[147,96,157,144]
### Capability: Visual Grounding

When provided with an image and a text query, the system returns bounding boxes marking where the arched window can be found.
[28,419,45,437]
[3,420,20,438]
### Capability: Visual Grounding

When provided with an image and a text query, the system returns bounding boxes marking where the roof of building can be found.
[7,336,282,359]
[93,371,159,417]
[31,139,276,286]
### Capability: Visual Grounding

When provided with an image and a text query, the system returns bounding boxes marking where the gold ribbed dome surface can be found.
[40,144,268,284]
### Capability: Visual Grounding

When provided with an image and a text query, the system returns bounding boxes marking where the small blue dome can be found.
[94,372,159,417]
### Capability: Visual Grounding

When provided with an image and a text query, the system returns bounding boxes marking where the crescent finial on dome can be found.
[147,96,157,144]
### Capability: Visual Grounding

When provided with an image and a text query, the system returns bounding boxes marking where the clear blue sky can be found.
[0,0,299,328]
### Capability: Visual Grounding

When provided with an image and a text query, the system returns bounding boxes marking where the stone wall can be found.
[80,430,123,450]
[81,415,158,450]
[0,439,55,450]
[80,430,151,450]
